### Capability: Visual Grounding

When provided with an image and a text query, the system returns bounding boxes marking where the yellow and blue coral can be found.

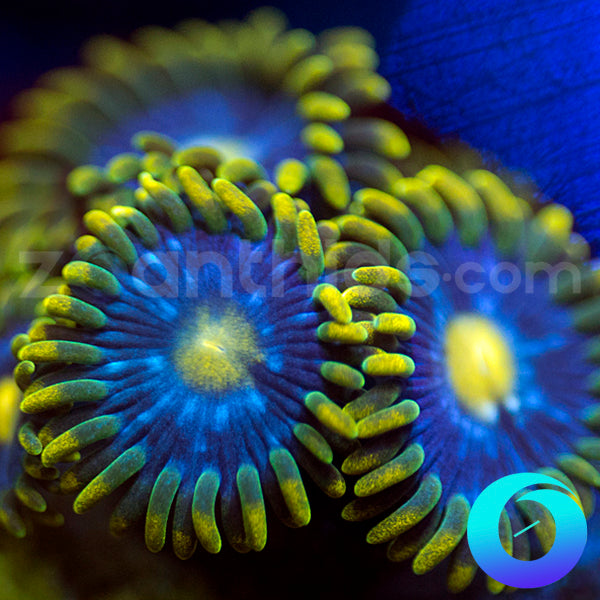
[1,1,599,600]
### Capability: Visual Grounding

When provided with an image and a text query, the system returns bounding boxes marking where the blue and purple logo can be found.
[467,473,587,588]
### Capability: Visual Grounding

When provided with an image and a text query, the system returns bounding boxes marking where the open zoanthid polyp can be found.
[340,161,600,594]
[0,6,408,341]
[13,147,417,558]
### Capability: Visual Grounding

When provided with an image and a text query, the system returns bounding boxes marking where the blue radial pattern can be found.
[339,161,600,594]
[33,227,331,554]
[89,88,303,171]
[405,234,593,497]
[15,152,417,558]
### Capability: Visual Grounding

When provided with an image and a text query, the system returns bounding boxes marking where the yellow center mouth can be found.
[444,314,517,422]
[0,376,20,444]
[173,304,264,393]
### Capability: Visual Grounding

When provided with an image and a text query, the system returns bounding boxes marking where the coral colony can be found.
[0,6,599,600]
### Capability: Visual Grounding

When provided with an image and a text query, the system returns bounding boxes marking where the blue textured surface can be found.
[384,0,600,252]
[402,233,593,504]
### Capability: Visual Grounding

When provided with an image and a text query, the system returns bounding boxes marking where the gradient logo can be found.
[467,473,587,588]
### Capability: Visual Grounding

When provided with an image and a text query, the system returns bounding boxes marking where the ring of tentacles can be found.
[0,6,406,280]
[0,7,409,339]
[338,161,600,593]
[1,7,599,598]
[13,150,418,558]
[0,6,410,547]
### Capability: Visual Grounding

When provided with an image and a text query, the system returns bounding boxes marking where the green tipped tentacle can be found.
[0,375,64,537]
[336,148,600,592]
[14,146,421,559]
[0,7,409,346]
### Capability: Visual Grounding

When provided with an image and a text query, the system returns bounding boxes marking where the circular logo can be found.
[467,473,587,588]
